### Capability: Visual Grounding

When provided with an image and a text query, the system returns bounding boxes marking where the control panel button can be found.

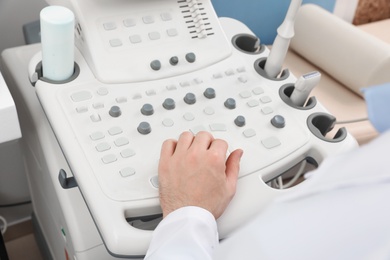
[238,75,248,83]
[120,167,136,178]
[203,106,215,115]
[76,106,88,113]
[203,88,216,99]
[142,16,155,24]
[93,102,104,109]
[271,115,286,128]
[262,107,274,115]
[150,60,161,71]
[252,87,264,95]
[116,97,127,103]
[90,113,101,122]
[185,52,196,63]
[163,98,176,110]
[239,90,252,99]
[194,78,203,84]
[141,104,154,116]
[225,69,235,76]
[71,91,92,102]
[184,93,196,105]
[243,129,256,138]
[260,96,272,104]
[97,87,108,96]
[123,18,136,27]
[109,106,122,118]
[149,32,161,40]
[234,116,246,127]
[162,118,174,127]
[261,137,281,149]
[121,149,136,158]
[161,12,172,21]
[183,112,195,121]
[114,137,129,147]
[224,98,236,109]
[90,131,105,141]
[96,142,111,152]
[150,176,159,188]
[109,39,122,47]
[108,127,123,136]
[247,99,260,108]
[102,154,117,164]
[180,81,190,87]
[169,56,179,66]
[129,35,142,44]
[137,122,152,135]
[167,28,178,37]
[103,22,116,31]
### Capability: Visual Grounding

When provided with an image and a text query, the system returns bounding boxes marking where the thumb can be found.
[225,149,243,191]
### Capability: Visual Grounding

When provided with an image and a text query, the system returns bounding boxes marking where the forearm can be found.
[145,206,218,260]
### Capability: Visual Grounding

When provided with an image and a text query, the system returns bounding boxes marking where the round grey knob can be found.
[150,60,161,71]
[109,106,121,117]
[224,98,236,109]
[137,122,152,135]
[163,98,175,110]
[185,52,196,63]
[234,115,246,127]
[141,104,154,116]
[271,115,285,128]
[203,88,216,99]
[184,93,196,105]
[169,56,179,66]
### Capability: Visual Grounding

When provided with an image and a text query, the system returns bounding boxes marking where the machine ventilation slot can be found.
[177,0,214,39]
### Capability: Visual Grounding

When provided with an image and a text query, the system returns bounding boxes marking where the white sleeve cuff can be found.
[145,206,218,260]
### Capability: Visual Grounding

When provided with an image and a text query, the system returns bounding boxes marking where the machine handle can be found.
[58,169,78,189]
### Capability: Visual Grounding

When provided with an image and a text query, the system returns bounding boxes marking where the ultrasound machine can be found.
[0,0,357,258]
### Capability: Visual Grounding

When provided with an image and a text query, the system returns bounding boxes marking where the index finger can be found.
[160,139,177,161]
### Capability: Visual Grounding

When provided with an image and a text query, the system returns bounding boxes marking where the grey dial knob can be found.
[224,98,236,109]
[150,60,161,71]
[271,115,285,128]
[109,106,121,117]
[137,122,152,135]
[169,56,179,66]
[234,115,246,127]
[185,52,196,63]
[163,98,176,110]
[184,93,196,105]
[141,104,154,116]
[203,88,216,99]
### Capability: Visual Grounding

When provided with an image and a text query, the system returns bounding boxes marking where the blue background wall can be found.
[212,0,336,44]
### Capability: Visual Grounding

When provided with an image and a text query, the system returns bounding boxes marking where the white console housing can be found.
[0,71,21,143]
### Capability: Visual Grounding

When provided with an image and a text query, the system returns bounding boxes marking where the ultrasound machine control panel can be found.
[31,0,358,257]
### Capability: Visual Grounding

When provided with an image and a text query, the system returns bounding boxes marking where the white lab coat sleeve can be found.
[145,206,218,260]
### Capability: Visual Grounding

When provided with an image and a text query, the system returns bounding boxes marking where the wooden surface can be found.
[353,0,390,25]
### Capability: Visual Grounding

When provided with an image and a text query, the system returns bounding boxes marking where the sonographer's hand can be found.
[158,131,243,219]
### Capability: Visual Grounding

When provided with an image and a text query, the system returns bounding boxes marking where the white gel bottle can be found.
[40,6,75,81]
